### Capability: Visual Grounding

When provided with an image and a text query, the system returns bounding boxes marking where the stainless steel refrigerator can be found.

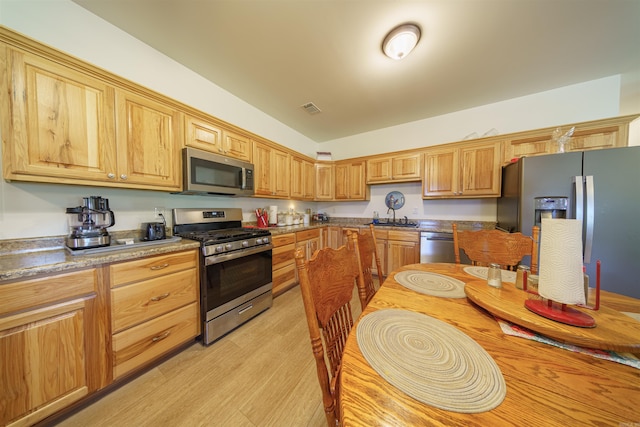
[496,146,640,298]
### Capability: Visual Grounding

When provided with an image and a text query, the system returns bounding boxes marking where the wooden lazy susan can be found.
[464,280,640,353]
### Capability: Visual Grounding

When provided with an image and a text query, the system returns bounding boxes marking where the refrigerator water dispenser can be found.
[534,197,568,227]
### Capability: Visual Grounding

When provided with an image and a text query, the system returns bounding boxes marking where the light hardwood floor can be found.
[56,284,364,427]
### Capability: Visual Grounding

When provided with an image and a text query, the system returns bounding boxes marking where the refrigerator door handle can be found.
[584,175,595,263]
[573,176,584,224]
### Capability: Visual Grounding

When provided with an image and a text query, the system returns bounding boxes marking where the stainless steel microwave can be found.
[179,147,255,196]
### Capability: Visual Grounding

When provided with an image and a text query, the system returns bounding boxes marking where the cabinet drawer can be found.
[0,269,96,316]
[110,250,197,287]
[296,228,320,241]
[272,233,295,247]
[272,243,296,270]
[113,302,199,379]
[273,263,296,293]
[372,229,388,240]
[388,230,420,242]
[111,269,198,333]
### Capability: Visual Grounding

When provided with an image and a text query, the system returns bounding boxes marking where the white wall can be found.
[316,182,496,224]
[0,0,636,240]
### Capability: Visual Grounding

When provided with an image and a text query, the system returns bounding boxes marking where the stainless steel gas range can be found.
[173,208,273,345]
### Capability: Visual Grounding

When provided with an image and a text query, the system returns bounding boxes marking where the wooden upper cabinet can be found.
[303,160,315,199]
[252,140,290,198]
[1,42,181,191]
[184,116,252,162]
[366,153,422,183]
[222,128,252,162]
[459,143,501,197]
[115,90,182,190]
[291,156,315,200]
[1,46,117,183]
[334,163,349,199]
[335,160,368,200]
[423,147,458,197]
[184,115,223,153]
[424,142,500,198]
[272,149,290,197]
[314,162,334,200]
[502,115,638,163]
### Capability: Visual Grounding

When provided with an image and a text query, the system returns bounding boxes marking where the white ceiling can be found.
[71,0,640,143]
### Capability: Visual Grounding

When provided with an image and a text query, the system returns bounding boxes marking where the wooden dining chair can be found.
[346,226,383,310]
[294,245,360,427]
[452,223,540,273]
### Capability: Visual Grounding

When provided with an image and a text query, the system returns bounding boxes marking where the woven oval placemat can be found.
[394,270,466,298]
[464,266,517,283]
[356,309,506,413]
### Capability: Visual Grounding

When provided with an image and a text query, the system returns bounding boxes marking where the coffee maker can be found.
[65,196,116,249]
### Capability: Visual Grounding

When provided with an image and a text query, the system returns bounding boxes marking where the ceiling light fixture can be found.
[382,23,421,60]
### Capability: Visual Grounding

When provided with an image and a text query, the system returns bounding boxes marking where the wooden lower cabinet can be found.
[325,226,343,249]
[387,233,420,273]
[372,228,388,278]
[109,249,199,379]
[112,302,199,378]
[373,229,420,277]
[295,229,321,261]
[272,233,297,296]
[0,269,107,427]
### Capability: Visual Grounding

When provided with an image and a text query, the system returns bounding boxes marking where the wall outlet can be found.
[412,207,418,215]
[154,207,166,219]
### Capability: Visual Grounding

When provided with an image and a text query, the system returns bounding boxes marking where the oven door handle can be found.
[204,244,273,266]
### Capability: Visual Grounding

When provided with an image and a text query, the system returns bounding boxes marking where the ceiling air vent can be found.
[301,102,321,115]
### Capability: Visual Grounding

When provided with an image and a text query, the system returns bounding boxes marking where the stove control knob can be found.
[242,240,249,248]
[225,243,233,251]
[259,237,269,244]
[215,245,224,253]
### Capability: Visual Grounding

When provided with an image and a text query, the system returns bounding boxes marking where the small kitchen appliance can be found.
[142,221,166,241]
[65,196,116,249]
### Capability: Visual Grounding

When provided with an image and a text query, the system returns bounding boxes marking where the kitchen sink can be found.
[367,222,419,228]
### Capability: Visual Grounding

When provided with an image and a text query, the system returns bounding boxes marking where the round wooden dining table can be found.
[339,263,640,427]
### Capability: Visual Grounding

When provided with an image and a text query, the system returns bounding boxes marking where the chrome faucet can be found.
[387,207,396,224]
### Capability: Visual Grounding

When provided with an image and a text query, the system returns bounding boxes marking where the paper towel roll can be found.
[538,219,586,305]
[268,205,278,225]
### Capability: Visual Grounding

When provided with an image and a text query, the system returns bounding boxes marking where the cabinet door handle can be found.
[151,331,171,342]
[150,263,170,270]
[150,292,170,302]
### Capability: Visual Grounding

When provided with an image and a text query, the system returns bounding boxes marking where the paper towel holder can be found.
[524,260,601,328]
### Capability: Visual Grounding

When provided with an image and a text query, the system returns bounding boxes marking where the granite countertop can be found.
[0,219,493,283]
[0,233,200,283]
[265,218,494,235]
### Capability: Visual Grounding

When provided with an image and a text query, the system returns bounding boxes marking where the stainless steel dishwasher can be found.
[420,232,470,264]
